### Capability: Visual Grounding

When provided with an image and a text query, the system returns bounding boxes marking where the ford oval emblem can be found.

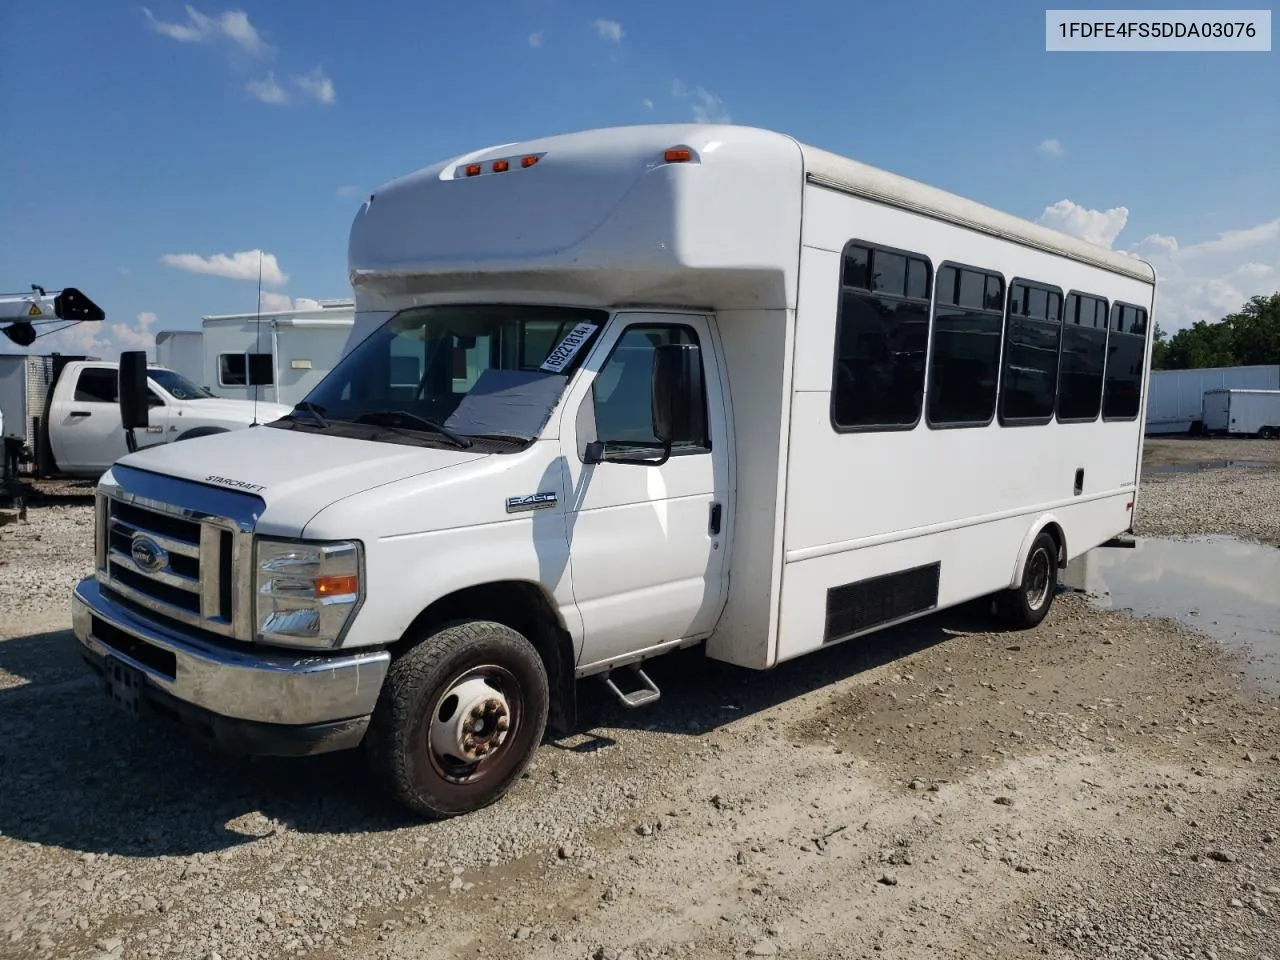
[130,534,168,573]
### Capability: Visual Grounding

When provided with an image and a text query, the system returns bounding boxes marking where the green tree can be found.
[1158,291,1280,369]
[1151,323,1169,369]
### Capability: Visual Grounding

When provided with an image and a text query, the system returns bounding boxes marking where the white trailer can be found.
[199,301,354,407]
[1202,388,1280,438]
[71,123,1156,819]
[1146,364,1280,434]
[154,330,204,387]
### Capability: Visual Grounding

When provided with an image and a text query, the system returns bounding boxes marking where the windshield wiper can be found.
[290,401,329,428]
[352,410,473,449]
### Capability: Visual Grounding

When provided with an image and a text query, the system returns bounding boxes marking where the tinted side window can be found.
[927,264,1004,427]
[74,368,118,403]
[592,325,708,451]
[1103,303,1148,420]
[1057,293,1109,422]
[832,242,932,431]
[999,280,1063,423]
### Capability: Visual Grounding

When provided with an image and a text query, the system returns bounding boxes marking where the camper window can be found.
[219,353,275,387]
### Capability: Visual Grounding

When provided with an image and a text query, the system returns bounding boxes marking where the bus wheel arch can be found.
[996,518,1065,629]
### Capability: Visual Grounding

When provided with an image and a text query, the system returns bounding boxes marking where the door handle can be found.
[709,502,722,536]
[69,411,92,418]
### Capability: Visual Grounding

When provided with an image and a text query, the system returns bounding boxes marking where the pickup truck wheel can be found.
[366,620,548,819]
[993,530,1058,629]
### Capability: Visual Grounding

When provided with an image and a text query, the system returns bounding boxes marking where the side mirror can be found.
[651,343,705,446]
[119,352,151,431]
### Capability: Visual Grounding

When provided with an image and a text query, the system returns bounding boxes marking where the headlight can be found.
[253,538,364,649]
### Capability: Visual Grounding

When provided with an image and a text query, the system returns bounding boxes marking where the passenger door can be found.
[50,367,167,473]
[559,313,731,669]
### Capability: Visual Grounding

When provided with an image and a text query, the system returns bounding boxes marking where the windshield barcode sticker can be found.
[539,322,599,374]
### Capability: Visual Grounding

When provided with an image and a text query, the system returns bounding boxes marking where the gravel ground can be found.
[0,446,1276,960]
[1137,437,1280,547]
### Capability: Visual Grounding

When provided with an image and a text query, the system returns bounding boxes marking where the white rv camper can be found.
[199,301,354,406]
[154,330,204,386]
[72,124,1156,819]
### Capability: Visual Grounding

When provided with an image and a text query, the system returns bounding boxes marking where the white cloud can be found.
[258,291,294,312]
[1037,198,1130,249]
[594,18,623,42]
[1038,138,1064,157]
[18,312,159,361]
[141,5,270,56]
[642,98,654,109]
[669,79,730,123]
[294,67,335,105]
[528,31,543,48]
[246,73,288,104]
[258,293,323,313]
[160,249,288,286]
[1127,216,1280,332]
[690,87,730,124]
[1175,217,1280,259]
[335,184,363,198]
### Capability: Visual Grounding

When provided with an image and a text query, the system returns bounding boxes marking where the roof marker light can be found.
[521,154,540,168]
[664,147,693,163]
[492,159,510,172]
[465,163,482,177]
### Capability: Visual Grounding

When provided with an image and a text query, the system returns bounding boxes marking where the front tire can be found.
[366,620,549,819]
[993,530,1058,629]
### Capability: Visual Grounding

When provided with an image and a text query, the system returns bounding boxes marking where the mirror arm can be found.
[584,440,672,467]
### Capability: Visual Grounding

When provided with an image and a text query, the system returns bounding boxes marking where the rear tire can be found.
[365,620,549,819]
[993,530,1058,629]
[1260,426,1277,440]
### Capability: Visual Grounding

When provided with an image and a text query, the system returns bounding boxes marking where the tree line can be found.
[1152,291,1280,370]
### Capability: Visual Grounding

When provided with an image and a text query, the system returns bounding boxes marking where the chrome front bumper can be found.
[71,577,390,754]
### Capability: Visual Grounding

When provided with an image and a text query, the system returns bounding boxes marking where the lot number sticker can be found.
[539,323,599,374]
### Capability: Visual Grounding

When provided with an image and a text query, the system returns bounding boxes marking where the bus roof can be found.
[348,124,1153,312]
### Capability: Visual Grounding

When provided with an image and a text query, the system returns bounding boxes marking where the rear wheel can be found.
[1260,426,1277,440]
[366,620,549,818]
[993,530,1058,629]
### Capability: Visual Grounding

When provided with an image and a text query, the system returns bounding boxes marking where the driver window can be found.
[591,325,709,452]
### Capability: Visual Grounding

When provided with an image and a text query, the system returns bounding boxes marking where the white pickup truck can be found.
[42,360,291,476]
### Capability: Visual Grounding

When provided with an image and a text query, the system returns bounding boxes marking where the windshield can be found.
[294,304,608,445]
[149,368,215,400]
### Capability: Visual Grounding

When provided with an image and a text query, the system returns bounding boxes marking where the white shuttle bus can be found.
[71,124,1156,818]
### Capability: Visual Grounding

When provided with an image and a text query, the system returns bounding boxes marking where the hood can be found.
[177,397,294,423]
[116,424,485,535]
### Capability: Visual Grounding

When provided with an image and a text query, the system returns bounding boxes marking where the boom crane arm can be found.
[1,285,105,346]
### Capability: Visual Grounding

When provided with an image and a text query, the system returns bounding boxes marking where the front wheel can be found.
[365,620,549,818]
[993,530,1058,629]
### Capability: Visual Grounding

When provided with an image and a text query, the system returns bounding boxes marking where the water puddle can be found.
[1063,535,1280,691]
[1145,459,1269,476]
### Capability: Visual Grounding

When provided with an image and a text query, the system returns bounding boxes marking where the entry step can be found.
[602,664,661,708]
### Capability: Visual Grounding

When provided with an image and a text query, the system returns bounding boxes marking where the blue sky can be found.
[1,0,1277,357]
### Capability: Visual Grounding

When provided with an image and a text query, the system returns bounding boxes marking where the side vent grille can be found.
[823,561,941,644]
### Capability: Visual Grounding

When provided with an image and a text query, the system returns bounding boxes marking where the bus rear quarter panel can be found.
[773,184,1154,664]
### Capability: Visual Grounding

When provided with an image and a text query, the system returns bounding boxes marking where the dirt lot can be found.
[1,438,1277,960]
